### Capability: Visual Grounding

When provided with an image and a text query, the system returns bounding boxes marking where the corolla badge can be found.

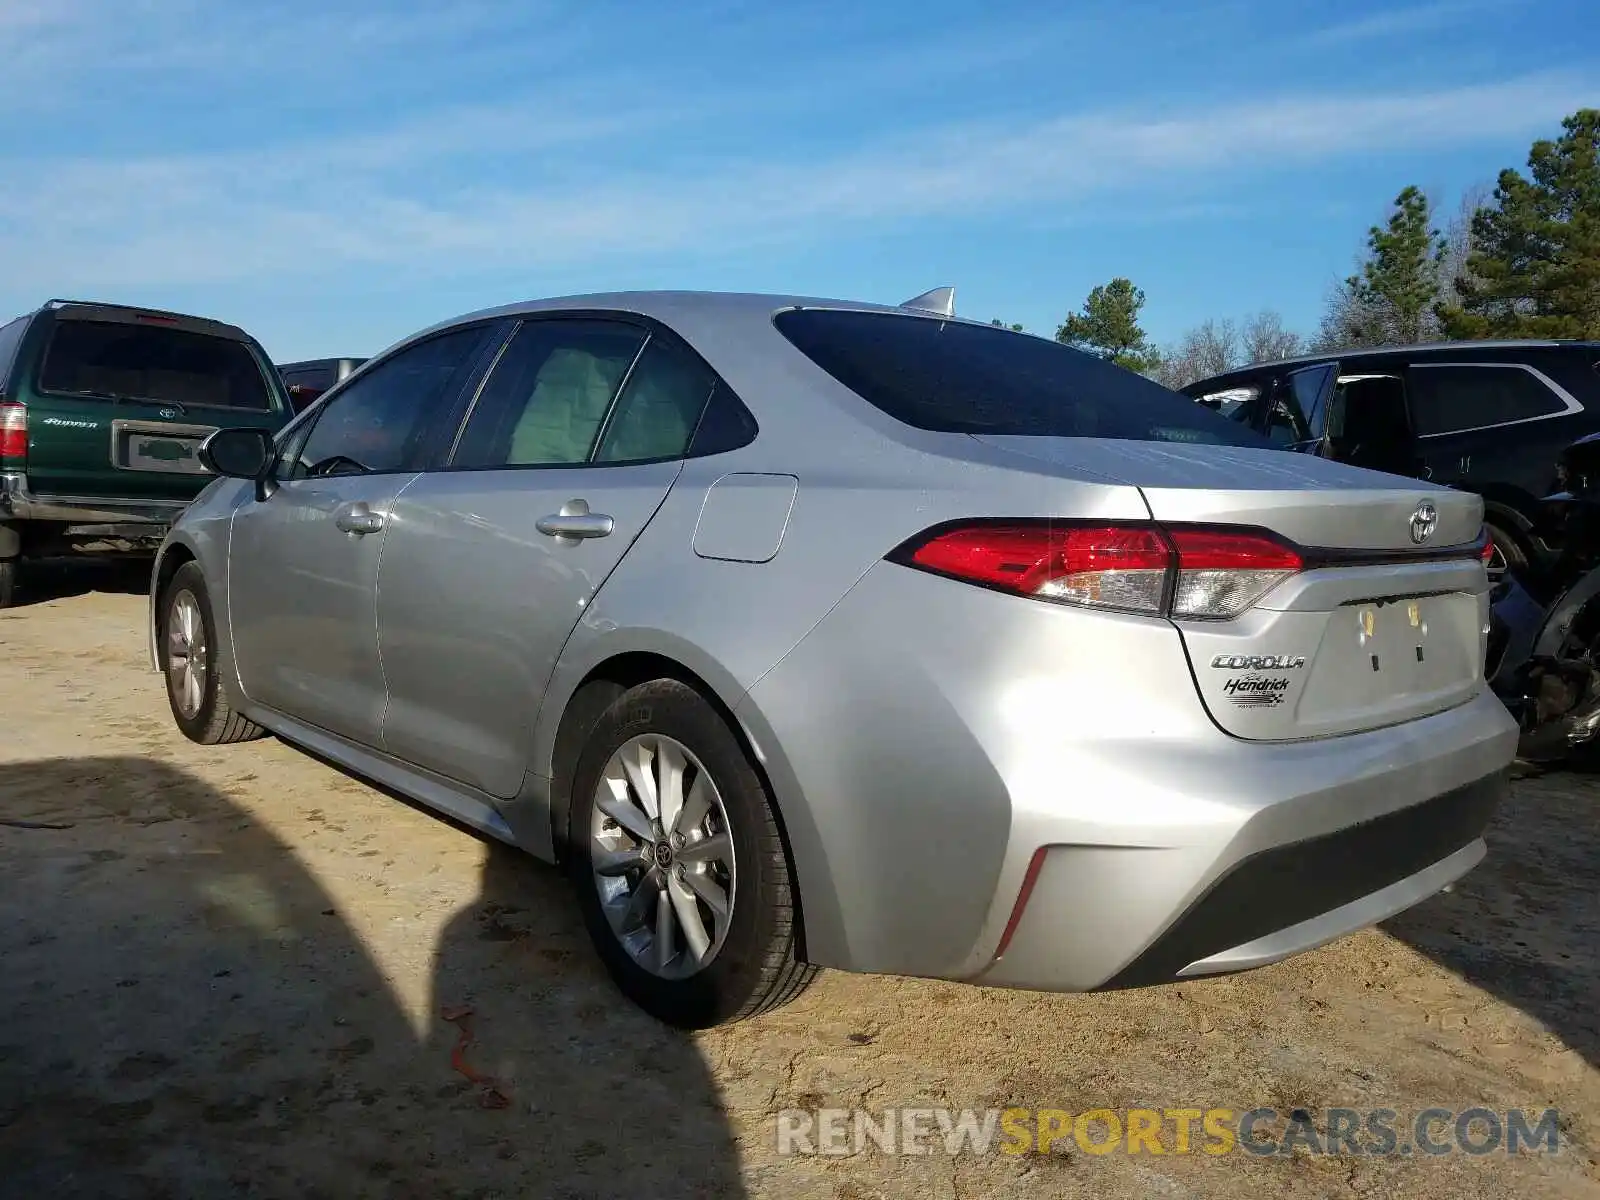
[1409,500,1438,545]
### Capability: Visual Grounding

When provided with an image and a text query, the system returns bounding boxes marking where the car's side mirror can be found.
[199,428,277,500]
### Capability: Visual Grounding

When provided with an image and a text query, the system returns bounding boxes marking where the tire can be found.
[1485,521,1529,581]
[0,559,16,609]
[566,678,816,1028]
[157,561,266,745]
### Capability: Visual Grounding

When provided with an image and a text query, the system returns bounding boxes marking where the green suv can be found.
[0,300,292,607]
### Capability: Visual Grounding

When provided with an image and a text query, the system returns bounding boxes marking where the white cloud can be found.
[1297,0,1498,47]
[0,0,1591,310]
[0,72,1589,294]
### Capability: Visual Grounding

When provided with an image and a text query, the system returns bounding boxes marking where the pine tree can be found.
[1437,109,1600,339]
[1055,278,1160,373]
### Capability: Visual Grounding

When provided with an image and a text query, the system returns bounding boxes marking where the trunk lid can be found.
[972,436,1490,740]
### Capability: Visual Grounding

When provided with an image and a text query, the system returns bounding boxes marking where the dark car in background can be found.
[0,300,292,606]
[277,357,366,413]
[1183,340,1600,579]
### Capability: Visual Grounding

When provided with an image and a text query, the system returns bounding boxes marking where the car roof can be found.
[394,290,994,350]
[345,290,1016,461]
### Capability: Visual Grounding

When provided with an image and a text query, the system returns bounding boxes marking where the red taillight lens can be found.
[902,523,1173,614]
[0,402,25,462]
[1479,528,1495,565]
[893,521,1302,619]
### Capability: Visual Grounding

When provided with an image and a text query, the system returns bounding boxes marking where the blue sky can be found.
[0,0,1594,362]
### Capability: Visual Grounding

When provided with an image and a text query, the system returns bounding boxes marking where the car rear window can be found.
[38,319,274,411]
[774,308,1271,446]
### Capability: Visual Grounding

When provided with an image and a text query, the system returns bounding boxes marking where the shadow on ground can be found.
[5,557,153,607]
[0,757,743,1199]
[1383,763,1600,1068]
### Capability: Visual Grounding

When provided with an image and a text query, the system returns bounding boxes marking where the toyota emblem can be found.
[1409,500,1438,545]
[158,407,178,420]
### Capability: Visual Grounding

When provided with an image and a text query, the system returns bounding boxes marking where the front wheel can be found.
[158,562,265,745]
[567,679,815,1028]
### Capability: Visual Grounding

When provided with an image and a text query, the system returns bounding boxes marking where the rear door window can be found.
[774,308,1270,446]
[594,337,718,464]
[1408,363,1572,436]
[450,320,648,469]
[37,320,274,412]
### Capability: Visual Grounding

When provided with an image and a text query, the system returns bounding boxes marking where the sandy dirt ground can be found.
[0,563,1596,1199]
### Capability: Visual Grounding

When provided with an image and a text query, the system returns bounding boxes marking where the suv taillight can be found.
[0,402,25,463]
[889,520,1304,620]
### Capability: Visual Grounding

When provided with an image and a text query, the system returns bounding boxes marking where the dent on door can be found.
[691,473,799,564]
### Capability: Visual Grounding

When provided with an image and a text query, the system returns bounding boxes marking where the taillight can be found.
[890,520,1303,620]
[1479,528,1495,566]
[0,402,25,462]
[1167,528,1302,619]
[901,523,1173,613]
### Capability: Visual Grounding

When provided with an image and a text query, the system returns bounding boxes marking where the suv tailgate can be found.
[19,305,285,502]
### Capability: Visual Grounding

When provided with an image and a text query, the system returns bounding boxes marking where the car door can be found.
[227,323,497,746]
[374,317,722,798]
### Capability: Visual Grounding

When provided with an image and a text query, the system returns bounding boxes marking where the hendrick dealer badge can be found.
[1209,652,1307,709]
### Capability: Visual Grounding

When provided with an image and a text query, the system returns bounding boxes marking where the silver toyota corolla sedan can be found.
[148,288,1517,1028]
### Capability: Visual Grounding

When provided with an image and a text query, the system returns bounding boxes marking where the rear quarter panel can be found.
[535,421,1153,970]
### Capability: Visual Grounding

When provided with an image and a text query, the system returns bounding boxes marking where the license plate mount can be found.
[110,419,218,475]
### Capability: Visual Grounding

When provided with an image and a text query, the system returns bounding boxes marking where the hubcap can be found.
[166,589,208,719]
[590,734,736,980]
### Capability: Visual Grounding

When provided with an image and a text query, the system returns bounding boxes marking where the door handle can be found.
[536,498,614,541]
[334,503,385,535]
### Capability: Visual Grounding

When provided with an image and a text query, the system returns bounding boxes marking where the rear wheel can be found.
[0,559,16,609]
[158,561,265,745]
[566,678,815,1028]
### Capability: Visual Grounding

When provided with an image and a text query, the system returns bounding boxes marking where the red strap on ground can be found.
[439,1004,512,1109]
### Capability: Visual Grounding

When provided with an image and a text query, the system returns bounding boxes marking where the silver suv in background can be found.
[150,289,1517,1027]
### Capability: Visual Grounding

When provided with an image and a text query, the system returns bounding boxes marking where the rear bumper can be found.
[1090,772,1498,988]
[970,697,1513,993]
[738,560,1519,990]
[0,471,189,526]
